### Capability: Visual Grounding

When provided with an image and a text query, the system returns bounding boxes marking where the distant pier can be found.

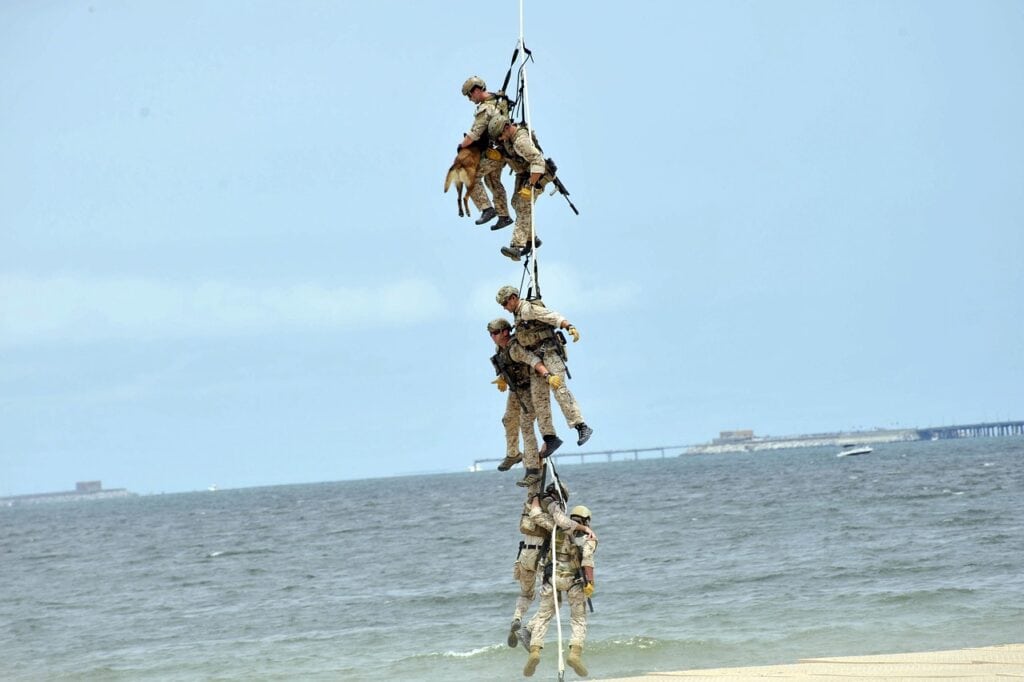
[918,420,1024,440]
[471,445,687,471]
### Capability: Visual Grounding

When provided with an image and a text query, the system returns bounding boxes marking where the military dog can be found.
[444,144,482,218]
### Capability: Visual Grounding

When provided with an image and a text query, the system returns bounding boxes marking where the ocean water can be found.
[3,438,1023,681]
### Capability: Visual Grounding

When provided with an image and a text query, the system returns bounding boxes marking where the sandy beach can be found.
[596,643,1024,681]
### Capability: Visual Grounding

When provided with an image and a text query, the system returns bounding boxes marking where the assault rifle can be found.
[544,158,579,215]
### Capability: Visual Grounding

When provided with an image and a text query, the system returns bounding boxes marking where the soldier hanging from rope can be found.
[457,76,514,230]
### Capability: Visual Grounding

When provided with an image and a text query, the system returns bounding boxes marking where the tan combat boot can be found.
[523,645,542,676]
[566,644,588,676]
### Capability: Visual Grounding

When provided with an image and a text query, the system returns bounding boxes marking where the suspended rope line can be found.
[544,454,567,682]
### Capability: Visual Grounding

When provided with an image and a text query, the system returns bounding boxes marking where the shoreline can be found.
[596,643,1024,680]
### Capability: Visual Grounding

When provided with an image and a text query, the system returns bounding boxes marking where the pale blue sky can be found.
[2,1,1022,495]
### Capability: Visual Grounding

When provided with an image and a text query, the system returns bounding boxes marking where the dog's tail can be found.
[444,167,475,193]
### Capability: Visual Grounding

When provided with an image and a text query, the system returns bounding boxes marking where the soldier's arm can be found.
[581,538,597,567]
[519,300,568,330]
[461,102,494,147]
[508,341,542,368]
[513,132,546,177]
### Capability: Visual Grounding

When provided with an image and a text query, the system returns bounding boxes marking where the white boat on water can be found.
[837,444,873,458]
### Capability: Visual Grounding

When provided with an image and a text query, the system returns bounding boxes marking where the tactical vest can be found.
[552,527,584,576]
[514,300,557,350]
[492,343,532,392]
[478,94,511,147]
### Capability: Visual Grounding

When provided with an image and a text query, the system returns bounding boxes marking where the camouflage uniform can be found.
[493,338,541,471]
[515,490,588,629]
[499,127,547,248]
[512,498,549,623]
[507,299,585,434]
[465,95,509,219]
[525,500,597,650]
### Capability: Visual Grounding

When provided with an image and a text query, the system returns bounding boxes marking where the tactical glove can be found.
[567,326,580,343]
[518,185,538,200]
[547,374,562,390]
[583,582,595,598]
[485,148,502,161]
[492,376,509,392]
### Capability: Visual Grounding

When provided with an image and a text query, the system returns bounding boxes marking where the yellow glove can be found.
[583,582,595,598]
[485,148,502,161]
[547,374,562,390]
[567,326,580,343]
[518,185,538,200]
[492,376,508,392]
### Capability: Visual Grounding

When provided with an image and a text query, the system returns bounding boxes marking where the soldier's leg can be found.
[513,554,538,621]
[530,374,556,438]
[502,393,520,458]
[519,402,540,470]
[540,348,584,428]
[467,179,493,213]
[509,187,531,248]
[567,584,588,647]
[477,156,509,217]
[526,582,555,648]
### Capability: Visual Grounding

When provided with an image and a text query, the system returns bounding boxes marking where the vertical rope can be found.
[517,0,540,301]
[544,455,567,680]
[521,2,560,676]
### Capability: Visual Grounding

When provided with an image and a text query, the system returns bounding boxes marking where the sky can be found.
[2,1,1022,496]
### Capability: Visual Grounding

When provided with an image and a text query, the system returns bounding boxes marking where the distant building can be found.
[713,429,755,444]
[1,481,136,507]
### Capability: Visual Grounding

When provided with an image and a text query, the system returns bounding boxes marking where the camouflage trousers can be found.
[529,343,584,437]
[509,172,541,248]
[512,543,544,621]
[468,154,509,217]
[503,390,540,469]
[526,572,588,648]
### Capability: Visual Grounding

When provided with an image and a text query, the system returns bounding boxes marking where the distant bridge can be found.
[917,421,1024,440]
[471,445,690,471]
[469,420,1024,471]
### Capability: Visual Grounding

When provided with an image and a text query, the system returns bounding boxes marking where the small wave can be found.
[438,643,504,658]
[204,548,276,559]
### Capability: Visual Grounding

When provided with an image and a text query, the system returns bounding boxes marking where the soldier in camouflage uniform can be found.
[511,481,596,653]
[489,318,541,485]
[522,496,597,678]
[458,76,513,230]
[496,286,594,449]
[487,115,548,261]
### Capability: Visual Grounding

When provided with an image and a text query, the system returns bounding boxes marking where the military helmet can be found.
[487,318,512,334]
[545,480,569,501]
[488,114,511,140]
[495,285,520,305]
[570,505,591,523]
[462,76,486,96]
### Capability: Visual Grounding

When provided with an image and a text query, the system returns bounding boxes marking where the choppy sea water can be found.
[3,438,1023,681]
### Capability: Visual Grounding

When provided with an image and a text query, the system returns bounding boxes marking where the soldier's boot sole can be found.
[490,215,514,230]
[507,618,521,648]
[541,436,562,458]
[475,207,498,225]
[497,452,523,471]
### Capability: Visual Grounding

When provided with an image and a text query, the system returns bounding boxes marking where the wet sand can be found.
[596,643,1024,681]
